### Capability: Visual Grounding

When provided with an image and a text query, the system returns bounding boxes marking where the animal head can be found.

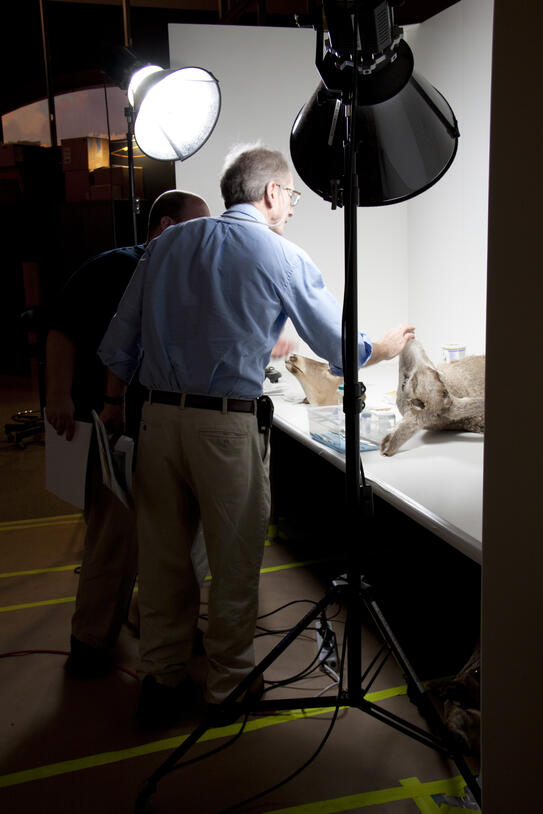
[397,340,452,418]
[285,354,343,406]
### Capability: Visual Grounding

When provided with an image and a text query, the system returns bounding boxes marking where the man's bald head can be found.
[147,190,210,241]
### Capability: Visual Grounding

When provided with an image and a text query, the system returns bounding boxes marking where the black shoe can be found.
[136,674,199,732]
[64,635,115,679]
[192,627,205,656]
[205,674,265,727]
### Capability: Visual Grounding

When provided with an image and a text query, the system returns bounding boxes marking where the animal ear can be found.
[402,340,436,372]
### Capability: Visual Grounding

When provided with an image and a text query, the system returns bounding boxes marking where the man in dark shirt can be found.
[46,190,210,677]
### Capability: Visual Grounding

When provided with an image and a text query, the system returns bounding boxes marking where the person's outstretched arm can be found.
[45,329,77,440]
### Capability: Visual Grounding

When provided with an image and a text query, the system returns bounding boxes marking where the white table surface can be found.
[265,360,483,564]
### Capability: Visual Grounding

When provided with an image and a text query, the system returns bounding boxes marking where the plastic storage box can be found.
[307,405,396,454]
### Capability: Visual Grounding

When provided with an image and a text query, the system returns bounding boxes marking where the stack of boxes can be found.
[0,142,63,203]
[61,137,144,202]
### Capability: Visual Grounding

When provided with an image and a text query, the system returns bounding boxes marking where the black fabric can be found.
[47,244,147,436]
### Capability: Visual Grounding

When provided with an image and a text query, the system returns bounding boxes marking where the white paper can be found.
[91,411,134,509]
[44,409,93,509]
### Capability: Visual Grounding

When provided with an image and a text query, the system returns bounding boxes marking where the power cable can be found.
[216,630,348,814]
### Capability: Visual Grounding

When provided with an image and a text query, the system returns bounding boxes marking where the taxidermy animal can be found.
[432,643,481,763]
[285,354,343,406]
[380,339,485,456]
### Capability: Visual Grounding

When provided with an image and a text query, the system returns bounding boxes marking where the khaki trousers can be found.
[135,401,271,703]
[72,449,137,649]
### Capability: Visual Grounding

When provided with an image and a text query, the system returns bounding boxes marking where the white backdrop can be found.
[169,0,492,366]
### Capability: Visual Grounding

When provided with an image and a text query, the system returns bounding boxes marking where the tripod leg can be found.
[360,581,481,806]
[134,585,343,812]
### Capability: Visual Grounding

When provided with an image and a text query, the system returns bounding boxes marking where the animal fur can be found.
[380,340,485,456]
[432,643,481,762]
[285,354,343,406]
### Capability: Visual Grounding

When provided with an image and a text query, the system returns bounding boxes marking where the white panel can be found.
[404,0,493,363]
[168,23,409,360]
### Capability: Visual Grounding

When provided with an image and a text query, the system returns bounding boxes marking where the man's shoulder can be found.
[272,233,313,266]
[89,244,145,266]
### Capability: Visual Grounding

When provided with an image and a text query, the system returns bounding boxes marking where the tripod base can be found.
[134,576,481,813]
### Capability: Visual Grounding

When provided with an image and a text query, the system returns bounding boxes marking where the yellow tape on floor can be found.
[204,559,331,581]
[0,560,330,610]
[0,687,410,789]
[265,775,469,813]
[0,565,79,579]
[0,595,76,613]
[0,514,83,532]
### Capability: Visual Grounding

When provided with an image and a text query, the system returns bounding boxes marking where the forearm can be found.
[364,323,416,367]
[100,369,128,436]
[45,329,76,400]
[45,330,78,438]
[363,341,388,367]
[104,369,127,401]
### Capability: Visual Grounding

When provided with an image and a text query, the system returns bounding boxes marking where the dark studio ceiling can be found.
[2,0,461,120]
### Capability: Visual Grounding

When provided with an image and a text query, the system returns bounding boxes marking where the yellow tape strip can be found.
[0,565,80,579]
[265,776,468,814]
[0,514,83,532]
[0,707,337,788]
[402,776,443,813]
[0,596,76,613]
[0,686,411,788]
[201,559,328,582]
[0,558,326,611]
[436,806,478,814]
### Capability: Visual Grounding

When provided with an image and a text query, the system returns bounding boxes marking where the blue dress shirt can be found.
[98,203,372,398]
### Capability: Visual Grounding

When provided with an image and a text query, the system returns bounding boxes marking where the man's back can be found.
[103,203,356,398]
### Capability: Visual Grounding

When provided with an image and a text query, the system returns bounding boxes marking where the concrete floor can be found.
[0,372,479,813]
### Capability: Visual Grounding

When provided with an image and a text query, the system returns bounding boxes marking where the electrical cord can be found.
[171,714,250,773]
[256,598,318,619]
[263,648,328,689]
[215,628,348,814]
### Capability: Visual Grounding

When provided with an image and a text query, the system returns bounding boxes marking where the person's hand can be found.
[46,394,76,441]
[369,323,415,365]
[100,403,125,439]
[271,336,297,358]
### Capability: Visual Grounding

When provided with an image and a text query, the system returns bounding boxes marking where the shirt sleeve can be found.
[278,247,372,374]
[97,252,148,384]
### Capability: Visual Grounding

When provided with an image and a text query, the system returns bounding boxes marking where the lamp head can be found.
[128,66,221,162]
[290,0,459,207]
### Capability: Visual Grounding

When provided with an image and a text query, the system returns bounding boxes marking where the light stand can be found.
[124,105,139,244]
[134,4,480,810]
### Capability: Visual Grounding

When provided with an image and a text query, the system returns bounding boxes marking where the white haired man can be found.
[98,145,415,728]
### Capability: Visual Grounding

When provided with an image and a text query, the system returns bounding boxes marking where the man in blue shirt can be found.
[46,190,211,679]
[98,145,415,728]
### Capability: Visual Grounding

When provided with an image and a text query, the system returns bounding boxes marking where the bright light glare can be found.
[133,67,220,161]
[127,65,162,106]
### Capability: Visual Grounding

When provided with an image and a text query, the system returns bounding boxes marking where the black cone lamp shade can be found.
[290,39,459,207]
[128,65,221,161]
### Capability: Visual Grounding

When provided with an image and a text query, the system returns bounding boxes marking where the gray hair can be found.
[220,143,290,208]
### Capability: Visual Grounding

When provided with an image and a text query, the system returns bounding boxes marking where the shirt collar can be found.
[223,203,268,225]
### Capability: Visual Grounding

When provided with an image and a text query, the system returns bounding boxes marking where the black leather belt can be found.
[148,390,255,413]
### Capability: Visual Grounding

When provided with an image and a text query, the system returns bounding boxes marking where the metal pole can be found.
[122,0,133,47]
[122,0,138,244]
[125,106,138,244]
[39,0,57,147]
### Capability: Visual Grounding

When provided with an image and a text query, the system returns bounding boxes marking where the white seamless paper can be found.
[44,409,93,509]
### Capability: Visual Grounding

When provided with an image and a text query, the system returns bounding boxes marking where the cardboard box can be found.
[93,165,143,197]
[64,169,91,202]
[61,137,110,172]
[0,144,25,167]
[0,142,54,167]
[89,183,122,201]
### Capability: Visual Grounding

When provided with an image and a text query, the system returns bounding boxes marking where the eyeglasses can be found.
[277,184,301,207]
